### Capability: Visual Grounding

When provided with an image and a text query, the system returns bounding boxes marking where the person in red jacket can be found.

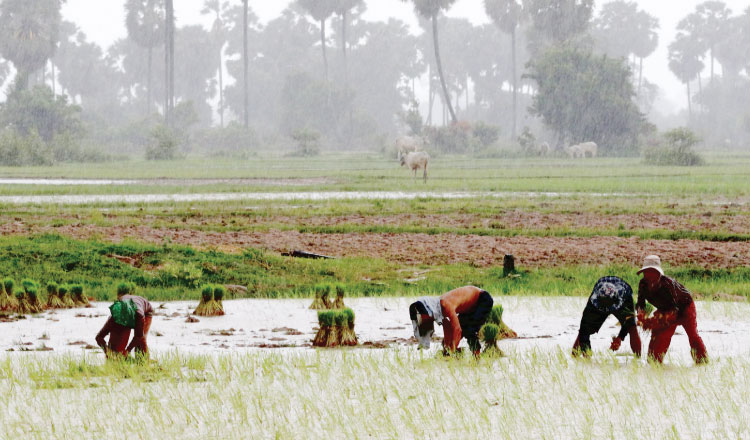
[409,285,493,356]
[636,255,707,364]
[96,293,154,359]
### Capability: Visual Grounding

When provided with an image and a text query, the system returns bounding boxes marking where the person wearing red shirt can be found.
[636,255,708,364]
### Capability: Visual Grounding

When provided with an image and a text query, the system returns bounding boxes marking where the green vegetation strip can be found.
[0,234,748,302]
[2,350,750,437]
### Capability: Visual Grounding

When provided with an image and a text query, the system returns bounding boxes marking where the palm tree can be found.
[164,0,175,126]
[298,0,338,82]
[0,0,62,92]
[242,0,249,127]
[125,0,165,116]
[405,0,458,125]
[202,0,229,127]
[669,32,705,121]
[334,0,364,87]
[632,10,659,91]
[484,0,522,138]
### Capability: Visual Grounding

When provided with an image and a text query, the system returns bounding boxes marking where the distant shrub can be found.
[193,122,258,158]
[472,121,501,147]
[643,128,704,166]
[146,124,180,160]
[287,128,321,157]
[0,129,53,166]
[425,121,501,154]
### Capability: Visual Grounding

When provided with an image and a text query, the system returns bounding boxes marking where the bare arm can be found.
[95,317,113,348]
[441,299,462,352]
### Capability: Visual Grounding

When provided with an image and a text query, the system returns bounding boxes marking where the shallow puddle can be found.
[0,190,641,205]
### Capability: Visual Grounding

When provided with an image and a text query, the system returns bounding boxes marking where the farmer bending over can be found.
[573,276,641,358]
[636,255,708,364]
[96,292,154,359]
[409,286,493,356]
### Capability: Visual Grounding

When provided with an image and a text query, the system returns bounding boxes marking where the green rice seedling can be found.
[309,284,331,310]
[478,323,504,357]
[23,280,44,314]
[487,305,517,339]
[116,282,135,298]
[194,284,214,316]
[331,311,347,346]
[313,310,336,347]
[46,282,65,309]
[340,308,358,346]
[70,284,88,307]
[212,285,226,316]
[0,278,19,314]
[10,279,31,314]
[332,284,346,309]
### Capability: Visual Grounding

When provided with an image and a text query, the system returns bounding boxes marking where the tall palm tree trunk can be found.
[243,0,249,128]
[147,46,152,115]
[341,10,348,87]
[320,19,328,82]
[218,52,224,128]
[431,13,456,125]
[511,27,517,139]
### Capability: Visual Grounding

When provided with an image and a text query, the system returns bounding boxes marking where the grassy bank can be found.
[1,234,748,302]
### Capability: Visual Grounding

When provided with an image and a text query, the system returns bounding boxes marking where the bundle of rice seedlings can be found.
[193,284,214,316]
[0,278,19,314]
[340,308,358,346]
[116,282,135,297]
[22,280,44,314]
[332,284,346,309]
[309,284,331,310]
[330,311,347,347]
[212,285,226,316]
[46,282,65,309]
[313,310,336,347]
[70,284,88,307]
[479,323,504,357]
[486,305,517,339]
[9,279,31,314]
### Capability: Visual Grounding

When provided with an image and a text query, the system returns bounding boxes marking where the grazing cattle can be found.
[539,141,551,156]
[575,141,598,158]
[565,145,584,158]
[398,151,430,183]
[395,135,428,154]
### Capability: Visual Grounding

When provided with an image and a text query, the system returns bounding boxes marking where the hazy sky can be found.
[61,0,750,117]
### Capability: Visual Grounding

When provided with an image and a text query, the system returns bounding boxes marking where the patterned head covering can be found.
[589,276,632,313]
[110,298,137,328]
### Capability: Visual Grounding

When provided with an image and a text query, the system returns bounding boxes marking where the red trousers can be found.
[97,316,152,358]
[648,302,707,364]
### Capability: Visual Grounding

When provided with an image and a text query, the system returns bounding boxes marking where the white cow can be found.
[565,145,584,158]
[398,151,430,183]
[395,135,428,154]
[574,141,598,158]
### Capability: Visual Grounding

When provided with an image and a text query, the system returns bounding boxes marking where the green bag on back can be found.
[110,299,137,328]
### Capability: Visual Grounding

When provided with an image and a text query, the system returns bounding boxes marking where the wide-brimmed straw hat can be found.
[637,255,664,275]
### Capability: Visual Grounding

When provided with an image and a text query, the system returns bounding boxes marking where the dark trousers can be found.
[458,290,494,352]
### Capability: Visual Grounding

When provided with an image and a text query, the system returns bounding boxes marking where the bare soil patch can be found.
[1,223,748,268]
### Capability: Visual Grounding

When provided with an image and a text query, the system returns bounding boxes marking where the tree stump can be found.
[503,254,515,276]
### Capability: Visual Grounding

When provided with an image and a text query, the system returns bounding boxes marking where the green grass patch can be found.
[0,234,749,301]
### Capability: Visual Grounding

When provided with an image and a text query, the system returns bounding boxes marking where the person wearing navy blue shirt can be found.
[573,276,642,357]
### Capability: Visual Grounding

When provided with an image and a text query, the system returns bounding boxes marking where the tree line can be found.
[0,0,747,165]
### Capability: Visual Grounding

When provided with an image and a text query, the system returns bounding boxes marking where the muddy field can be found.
[3,297,746,363]
[1,220,748,268]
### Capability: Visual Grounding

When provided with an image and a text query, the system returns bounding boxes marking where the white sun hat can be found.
[637,255,664,275]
